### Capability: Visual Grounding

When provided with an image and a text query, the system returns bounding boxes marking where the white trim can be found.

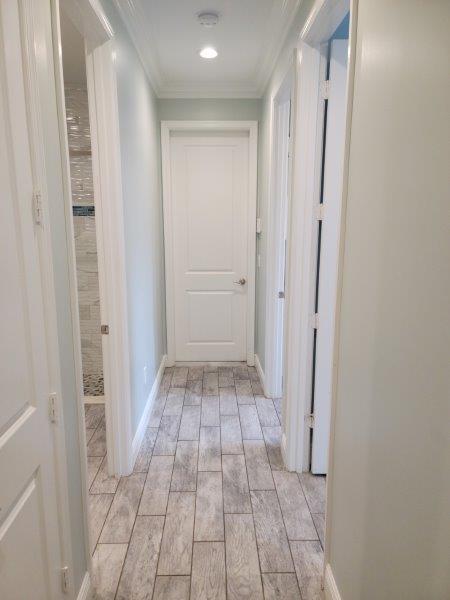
[84,395,105,404]
[76,572,92,600]
[282,0,350,472]
[131,354,167,466]
[264,56,294,399]
[161,120,258,367]
[324,564,342,600]
[254,354,266,396]
[85,37,133,477]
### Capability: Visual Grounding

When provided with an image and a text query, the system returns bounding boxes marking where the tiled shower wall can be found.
[65,85,103,396]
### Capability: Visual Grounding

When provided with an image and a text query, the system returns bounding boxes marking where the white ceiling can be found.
[114,0,301,98]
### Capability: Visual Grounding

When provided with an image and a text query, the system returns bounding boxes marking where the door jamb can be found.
[161,120,258,367]
[264,59,294,399]
[54,1,133,483]
[282,0,352,472]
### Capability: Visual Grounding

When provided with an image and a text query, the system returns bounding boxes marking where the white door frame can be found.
[282,0,352,473]
[54,0,133,480]
[161,120,258,367]
[264,60,294,399]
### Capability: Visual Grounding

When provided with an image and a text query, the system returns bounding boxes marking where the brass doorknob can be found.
[234,278,246,285]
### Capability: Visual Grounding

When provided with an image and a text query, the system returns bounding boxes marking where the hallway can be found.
[87,364,326,599]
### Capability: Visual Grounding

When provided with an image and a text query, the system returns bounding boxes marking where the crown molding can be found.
[112,0,163,94]
[254,0,302,95]
[113,0,302,99]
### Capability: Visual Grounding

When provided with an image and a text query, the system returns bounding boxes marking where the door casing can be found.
[161,121,258,367]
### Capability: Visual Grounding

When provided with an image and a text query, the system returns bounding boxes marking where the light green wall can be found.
[157,98,261,121]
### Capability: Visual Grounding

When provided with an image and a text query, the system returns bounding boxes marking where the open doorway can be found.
[265,65,293,402]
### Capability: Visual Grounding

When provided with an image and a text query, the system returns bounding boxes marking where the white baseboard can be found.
[84,395,105,404]
[254,354,266,395]
[324,564,342,600]
[131,354,167,467]
[76,572,91,600]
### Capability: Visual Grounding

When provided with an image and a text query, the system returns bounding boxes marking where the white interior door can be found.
[312,39,349,474]
[169,131,250,362]
[0,2,63,597]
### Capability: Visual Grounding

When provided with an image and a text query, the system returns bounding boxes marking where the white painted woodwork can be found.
[312,39,349,474]
[169,131,250,361]
[0,2,63,597]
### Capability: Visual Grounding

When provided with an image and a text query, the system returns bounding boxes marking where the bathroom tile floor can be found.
[85,363,326,599]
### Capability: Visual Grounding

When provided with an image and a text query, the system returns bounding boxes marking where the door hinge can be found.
[311,312,319,329]
[256,217,262,234]
[321,79,330,100]
[316,203,325,221]
[61,566,70,594]
[49,393,58,423]
[278,291,285,299]
[33,190,43,225]
[101,324,109,335]
[307,413,315,428]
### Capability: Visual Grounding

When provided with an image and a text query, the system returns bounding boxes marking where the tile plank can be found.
[194,472,224,541]
[235,380,255,405]
[233,365,250,380]
[198,426,221,471]
[219,386,238,415]
[203,372,219,395]
[225,514,264,600]
[312,513,325,548]
[201,396,220,426]
[90,455,119,494]
[239,405,263,439]
[244,440,274,490]
[91,544,128,600]
[89,493,113,553]
[99,473,146,543]
[171,440,198,492]
[178,405,201,440]
[184,379,202,405]
[262,426,285,471]
[116,516,164,600]
[153,576,190,599]
[85,404,105,430]
[139,455,174,515]
[153,415,181,456]
[250,490,294,573]
[290,541,324,600]
[298,473,326,514]
[148,395,167,428]
[255,397,280,427]
[157,492,195,575]
[262,574,302,600]
[221,415,243,454]
[87,425,107,457]
[171,366,188,387]
[188,366,204,381]
[191,542,226,600]
[273,471,317,540]
[134,427,158,472]
[163,388,185,416]
[87,456,103,489]
[222,454,251,514]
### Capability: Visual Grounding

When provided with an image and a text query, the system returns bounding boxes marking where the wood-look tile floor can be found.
[85,364,326,600]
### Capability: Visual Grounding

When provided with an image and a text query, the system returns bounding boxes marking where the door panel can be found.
[170,133,249,361]
[0,2,63,597]
[312,39,349,474]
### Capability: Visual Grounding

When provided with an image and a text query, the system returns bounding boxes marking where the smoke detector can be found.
[197,11,219,27]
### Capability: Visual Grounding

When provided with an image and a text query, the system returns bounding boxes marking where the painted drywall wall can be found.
[157,98,261,121]
[326,1,450,598]
[99,1,166,435]
[256,0,315,372]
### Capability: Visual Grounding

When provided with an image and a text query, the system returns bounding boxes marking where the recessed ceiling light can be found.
[199,46,218,59]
